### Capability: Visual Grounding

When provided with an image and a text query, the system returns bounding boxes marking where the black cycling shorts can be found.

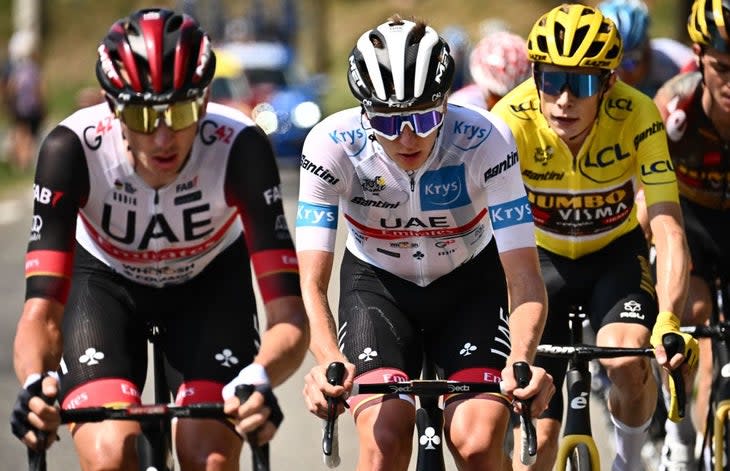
[681,196,730,285]
[58,237,260,409]
[536,227,658,421]
[337,239,510,413]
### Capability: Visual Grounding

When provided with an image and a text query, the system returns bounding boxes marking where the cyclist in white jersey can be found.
[298,14,554,471]
[10,8,309,470]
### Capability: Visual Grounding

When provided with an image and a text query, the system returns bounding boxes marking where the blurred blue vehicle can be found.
[212,41,325,161]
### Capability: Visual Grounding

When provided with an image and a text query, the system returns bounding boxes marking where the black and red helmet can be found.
[95,8,216,105]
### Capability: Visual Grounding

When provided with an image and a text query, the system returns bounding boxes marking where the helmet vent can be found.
[570,25,589,57]
[167,15,182,32]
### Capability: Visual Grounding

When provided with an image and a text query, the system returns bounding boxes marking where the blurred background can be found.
[0,0,694,177]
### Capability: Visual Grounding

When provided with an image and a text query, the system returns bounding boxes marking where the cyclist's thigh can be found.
[60,246,148,407]
[338,249,423,416]
[162,238,259,406]
[59,247,147,461]
[592,229,657,333]
[420,243,511,408]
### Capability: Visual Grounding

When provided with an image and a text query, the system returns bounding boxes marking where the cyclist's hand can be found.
[650,311,699,371]
[500,363,554,417]
[223,364,282,444]
[303,360,355,420]
[10,373,60,451]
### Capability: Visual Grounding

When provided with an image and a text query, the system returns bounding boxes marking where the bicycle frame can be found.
[536,309,664,471]
[322,361,537,470]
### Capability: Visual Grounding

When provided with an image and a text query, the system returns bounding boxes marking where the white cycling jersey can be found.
[295,104,536,287]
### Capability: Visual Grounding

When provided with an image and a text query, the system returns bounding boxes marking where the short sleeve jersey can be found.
[491,79,679,259]
[295,104,536,287]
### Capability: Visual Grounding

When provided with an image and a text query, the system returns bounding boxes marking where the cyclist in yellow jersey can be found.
[491,4,699,471]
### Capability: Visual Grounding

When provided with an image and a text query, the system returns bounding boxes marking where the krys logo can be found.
[419,164,471,211]
[452,121,492,151]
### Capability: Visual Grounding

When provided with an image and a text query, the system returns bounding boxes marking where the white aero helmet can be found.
[347,16,455,111]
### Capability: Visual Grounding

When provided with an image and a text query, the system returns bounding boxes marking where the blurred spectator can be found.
[2,30,45,172]
[440,25,471,91]
[75,86,104,109]
[598,0,695,97]
[449,30,531,110]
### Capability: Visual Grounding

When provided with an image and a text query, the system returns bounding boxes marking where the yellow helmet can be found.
[527,3,623,70]
[687,0,730,52]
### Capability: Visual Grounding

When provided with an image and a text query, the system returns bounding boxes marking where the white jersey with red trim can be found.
[295,104,536,287]
[63,103,244,286]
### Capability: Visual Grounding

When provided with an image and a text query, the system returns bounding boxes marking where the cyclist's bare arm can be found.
[648,201,691,368]
[13,299,64,384]
[298,249,355,418]
[498,247,554,414]
[499,247,547,364]
[256,296,310,387]
[226,126,310,387]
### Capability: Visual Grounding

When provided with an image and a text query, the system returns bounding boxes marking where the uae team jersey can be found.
[491,79,680,259]
[25,102,300,304]
[296,104,536,287]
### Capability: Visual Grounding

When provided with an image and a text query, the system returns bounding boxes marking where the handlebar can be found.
[320,361,538,467]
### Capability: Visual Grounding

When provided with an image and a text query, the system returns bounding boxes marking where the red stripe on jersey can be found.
[174,380,223,405]
[448,367,503,384]
[344,208,487,240]
[252,249,300,302]
[78,211,239,262]
[25,250,73,279]
[61,378,142,410]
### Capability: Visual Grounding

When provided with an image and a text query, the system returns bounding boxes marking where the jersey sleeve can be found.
[294,121,345,253]
[633,96,680,207]
[25,125,90,304]
[225,126,301,302]
[480,113,536,252]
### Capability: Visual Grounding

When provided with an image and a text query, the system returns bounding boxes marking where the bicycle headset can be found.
[346,16,455,112]
[95,8,216,105]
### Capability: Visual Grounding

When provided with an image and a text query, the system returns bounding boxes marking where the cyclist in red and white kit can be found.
[298,14,554,471]
[10,8,309,470]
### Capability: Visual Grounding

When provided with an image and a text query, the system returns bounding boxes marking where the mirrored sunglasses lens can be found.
[410,110,444,136]
[368,115,401,138]
[567,74,601,98]
[118,100,200,133]
[119,105,156,133]
[538,71,602,98]
[167,101,200,131]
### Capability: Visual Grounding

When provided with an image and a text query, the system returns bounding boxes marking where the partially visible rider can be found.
[491,4,698,471]
[10,8,309,471]
[598,0,696,98]
[646,0,730,469]
[298,14,554,471]
[449,30,531,111]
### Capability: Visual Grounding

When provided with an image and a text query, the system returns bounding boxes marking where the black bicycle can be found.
[27,322,269,471]
[321,359,538,470]
[536,308,686,471]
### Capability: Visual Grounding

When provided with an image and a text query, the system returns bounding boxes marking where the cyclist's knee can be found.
[74,424,139,471]
[603,355,652,391]
[175,420,241,470]
[356,400,414,468]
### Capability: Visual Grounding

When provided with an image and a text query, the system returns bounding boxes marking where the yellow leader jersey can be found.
[491,79,679,259]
